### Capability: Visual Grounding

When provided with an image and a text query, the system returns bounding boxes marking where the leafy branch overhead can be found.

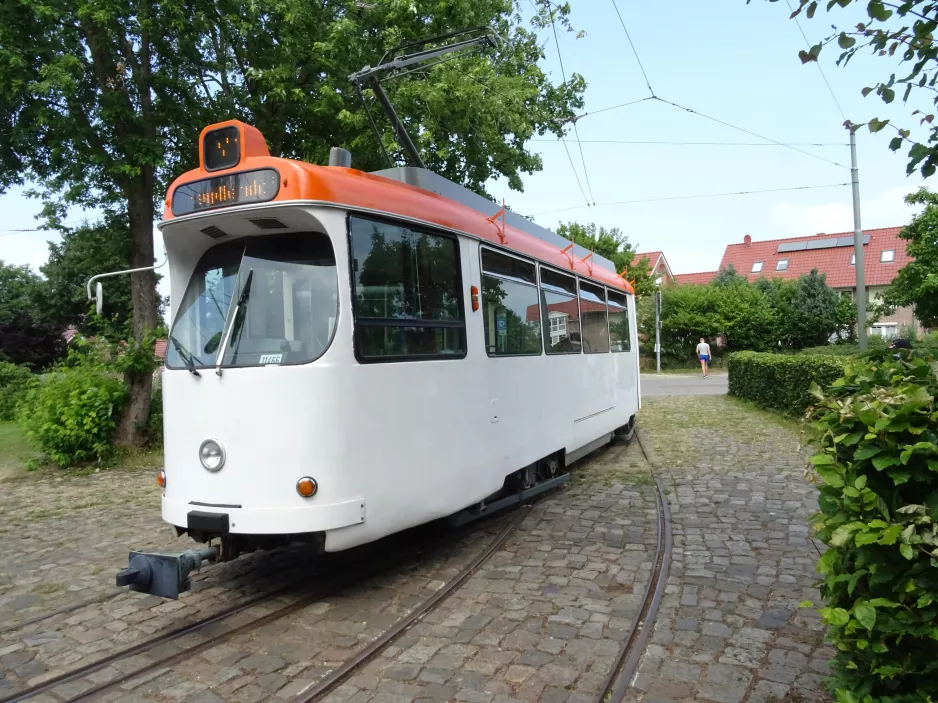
[770,0,938,177]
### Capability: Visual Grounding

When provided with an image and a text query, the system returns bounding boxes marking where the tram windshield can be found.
[166,233,338,369]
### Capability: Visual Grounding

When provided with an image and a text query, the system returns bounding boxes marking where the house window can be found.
[871,323,898,339]
[881,250,895,263]
[776,259,789,271]
[851,254,855,265]
[548,312,568,346]
[751,261,763,273]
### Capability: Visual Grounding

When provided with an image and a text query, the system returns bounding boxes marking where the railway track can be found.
[0,493,540,703]
[594,430,672,703]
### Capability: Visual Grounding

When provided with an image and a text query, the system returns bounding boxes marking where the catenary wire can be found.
[532,138,849,146]
[609,0,655,97]
[785,0,847,122]
[545,0,595,205]
[652,96,849,168]
[530,181,850,217]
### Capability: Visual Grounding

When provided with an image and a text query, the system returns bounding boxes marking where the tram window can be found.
[349,216,466,360]
[607,290,631,352]
[578,281,610,353]
[540,268,580,354]
[168,233,339,369]
[481,249,541,356]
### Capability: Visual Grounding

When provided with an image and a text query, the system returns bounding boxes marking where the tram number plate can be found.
[259,354,283,364]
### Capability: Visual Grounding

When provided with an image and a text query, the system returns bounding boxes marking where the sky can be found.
[0,0,931,297]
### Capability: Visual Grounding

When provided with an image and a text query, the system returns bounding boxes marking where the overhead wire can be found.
[532,138,849,146]
[785,0,847,122]
[609,0,655,97]
[530,182,851,217]
[544,0,595,206]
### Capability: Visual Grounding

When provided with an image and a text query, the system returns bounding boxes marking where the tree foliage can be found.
[0,261,65,369]
[885,189,938,326]
[774,0,938,178]
[0,0,585,443]
[555,221,654,296]
[808,352,938,703]
[643,269,849,365]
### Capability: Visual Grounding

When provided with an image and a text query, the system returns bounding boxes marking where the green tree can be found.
[555,221,654,295]
[0,262,64,368]
[711,264,745,287]
[41,217,149,340]
[0,0,585,443]
[773,0,938,177]
[885,189,938,326]
[781,269,841,348]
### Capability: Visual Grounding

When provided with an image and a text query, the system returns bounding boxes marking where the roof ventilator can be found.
[248,217,288,230]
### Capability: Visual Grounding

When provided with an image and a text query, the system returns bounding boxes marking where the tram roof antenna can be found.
[349,27,500,169]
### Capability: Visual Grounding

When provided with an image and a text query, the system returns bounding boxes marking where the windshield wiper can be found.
[170,337,201,377]
[215,269,254,376]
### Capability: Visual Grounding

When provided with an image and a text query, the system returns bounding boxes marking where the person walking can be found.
[696,337,711,378]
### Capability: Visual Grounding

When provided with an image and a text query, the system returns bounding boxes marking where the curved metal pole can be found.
[85,257,167,302]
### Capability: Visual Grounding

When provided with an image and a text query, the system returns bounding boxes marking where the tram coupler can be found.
[115,546,218,599]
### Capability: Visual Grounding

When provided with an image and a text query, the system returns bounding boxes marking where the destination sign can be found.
[171,169,280,216]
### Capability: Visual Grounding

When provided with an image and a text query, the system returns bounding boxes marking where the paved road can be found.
[642,373,728,397]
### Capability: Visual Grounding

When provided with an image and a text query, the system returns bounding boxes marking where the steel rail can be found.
[294,505,532,702]
[595,431,672,702]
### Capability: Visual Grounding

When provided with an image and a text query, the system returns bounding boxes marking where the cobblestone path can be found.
[0,395,832,703]
[628,397,832,703]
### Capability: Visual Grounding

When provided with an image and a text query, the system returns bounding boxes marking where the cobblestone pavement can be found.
[0,394,831,703]
[628,397,832,703]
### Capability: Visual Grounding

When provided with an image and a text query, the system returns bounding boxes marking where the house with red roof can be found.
[673,226,920,338]
[632,251,674,286]
[672,271,718,286]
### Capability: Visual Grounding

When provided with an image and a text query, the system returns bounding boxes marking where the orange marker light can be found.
[470,285,479,312]
[157,470,166,489]
[296,477,318,498]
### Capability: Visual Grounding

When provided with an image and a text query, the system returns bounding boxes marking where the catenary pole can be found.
[655,289,661,373]
[850,127,867,350]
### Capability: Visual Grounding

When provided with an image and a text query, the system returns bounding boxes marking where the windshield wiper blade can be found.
[215,268,254,376]
[170,337,201,377]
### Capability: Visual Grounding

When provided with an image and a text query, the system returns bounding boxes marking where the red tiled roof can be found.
[525,298,604,322]
[719,227,908,288]
[633,251,663,271]
[673,271,716,285]
[154,340,167,360]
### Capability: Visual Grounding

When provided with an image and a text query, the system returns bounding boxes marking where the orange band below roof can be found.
[165,144,632,295]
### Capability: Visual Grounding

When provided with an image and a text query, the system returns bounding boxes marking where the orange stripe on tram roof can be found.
[164,121,633,295]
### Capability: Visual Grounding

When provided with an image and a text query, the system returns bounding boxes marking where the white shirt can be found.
[696,342,711,356]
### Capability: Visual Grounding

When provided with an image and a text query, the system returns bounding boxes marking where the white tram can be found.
[124,120,641,595]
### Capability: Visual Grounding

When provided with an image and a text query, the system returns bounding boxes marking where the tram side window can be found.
[607,290,631,352]
[579,281,610,353]
[481,249,541,356]
[540,268,580,354]
[349,216,466,360]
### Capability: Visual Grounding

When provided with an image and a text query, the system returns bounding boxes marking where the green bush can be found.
[808,353,938,702]
[727,351,847,415]
[0,361,32,421]
[18,362,128,467]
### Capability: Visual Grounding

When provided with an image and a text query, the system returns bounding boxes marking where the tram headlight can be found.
[199,439,226,472]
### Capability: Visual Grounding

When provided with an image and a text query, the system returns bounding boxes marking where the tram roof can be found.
[162,121,633,294]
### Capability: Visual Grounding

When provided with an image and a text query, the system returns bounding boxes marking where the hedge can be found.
[727,351,847,415]
[808,353,938,702]
[0,361,32,421]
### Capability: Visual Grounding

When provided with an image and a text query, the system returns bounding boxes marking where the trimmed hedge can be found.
[727,351,847,415]
[808,353,938,702]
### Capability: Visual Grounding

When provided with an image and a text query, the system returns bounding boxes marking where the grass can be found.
[0,420,163,481]
[0,421,37,481]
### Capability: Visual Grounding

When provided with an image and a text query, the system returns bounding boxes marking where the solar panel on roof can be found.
[777,235,870,254]
[777,241,808,253]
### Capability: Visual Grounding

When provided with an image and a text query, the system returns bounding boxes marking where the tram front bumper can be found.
[162,495,366,535]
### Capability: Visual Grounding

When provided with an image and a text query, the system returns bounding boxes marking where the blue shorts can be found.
[699,355,710,362]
